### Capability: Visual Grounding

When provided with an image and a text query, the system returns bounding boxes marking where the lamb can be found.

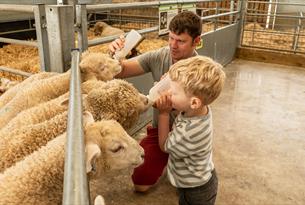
[84,79,151,130]
[0,111,68,172]
[0,72,57,109]
[93,21,124,37]
[0,112,144,205]
[1,79,150,135]
[0,79,150,171]
[0,52,121,128]
[0,80,105,134]
[0,77,19,96]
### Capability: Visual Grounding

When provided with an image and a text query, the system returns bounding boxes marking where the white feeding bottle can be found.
[147,75,171,102]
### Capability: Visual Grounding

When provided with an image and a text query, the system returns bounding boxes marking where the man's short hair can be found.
[169,56,226,105]
[169,11,202,40]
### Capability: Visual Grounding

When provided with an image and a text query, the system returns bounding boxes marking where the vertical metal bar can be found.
[45,5,75,73]
[293,12,303,52]
[266,0,272,29]
[229,0,235,24]
[238,0,246,47]
[272,0,278,30]
[63,49,90,205]
[76,4,88,52]
[34,4,50,72]
[214,1,219,30]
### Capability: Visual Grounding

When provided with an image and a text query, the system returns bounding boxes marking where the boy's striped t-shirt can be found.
[164,107,214,188]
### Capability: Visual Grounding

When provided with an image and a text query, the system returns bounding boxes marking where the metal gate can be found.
[241,0,305,54]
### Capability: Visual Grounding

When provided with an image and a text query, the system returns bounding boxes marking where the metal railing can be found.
[63,49,90,205]
[0,4,50,72]
[241,0,305,54]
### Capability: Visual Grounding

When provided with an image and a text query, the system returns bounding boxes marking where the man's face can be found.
[168,31,197,62]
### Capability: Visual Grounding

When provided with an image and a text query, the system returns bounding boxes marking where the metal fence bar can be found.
[247,1,305,7]
[34,4,51,72]
[63,49,90,205]
[86,0,222,12]
[76,4,88,52]
[0,37,37,47]
[293,12,303,51]
[88,26,158,47]
[202,10,239,21]
[0,66,32,77]
[246,13,305,19]
[0,4,34,12]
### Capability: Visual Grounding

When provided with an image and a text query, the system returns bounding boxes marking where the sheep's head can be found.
[0,78,18,94]
[79,51,122,81]
[93,22,108,35]
[84,116,144,179]
[84,79,151,129]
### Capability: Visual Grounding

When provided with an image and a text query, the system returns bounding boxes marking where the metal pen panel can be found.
[46,5,75,72]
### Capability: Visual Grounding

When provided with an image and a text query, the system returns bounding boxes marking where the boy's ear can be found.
[190,96,202,109]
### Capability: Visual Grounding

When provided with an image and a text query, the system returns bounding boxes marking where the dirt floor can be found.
[90,59,305,205]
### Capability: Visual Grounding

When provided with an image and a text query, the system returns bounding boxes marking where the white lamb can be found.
[0,77,19,96]
[0,79,150,171]
[1,79,150,135]
[0,111,68,172]
[0,52,121,128]
[0,112,144,205]
[0,80,105,134]
[0,72,57,109]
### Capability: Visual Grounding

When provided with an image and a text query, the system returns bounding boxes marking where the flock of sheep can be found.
[0,51,152,204]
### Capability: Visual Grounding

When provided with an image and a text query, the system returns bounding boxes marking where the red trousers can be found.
[132,127,169,185]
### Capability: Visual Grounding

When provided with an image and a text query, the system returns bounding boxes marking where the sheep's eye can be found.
[111,145,124,153]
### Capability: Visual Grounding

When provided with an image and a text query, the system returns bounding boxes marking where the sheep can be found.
[0,80,105,134]
[0,72,57,109]
[84,79,151,130]
[0,112,144,205]
[0,52,121,128]
[93,21,124,37]
[0,79,150,171]
[0,111,68,172]
[0,77,19,96]
[1,79,150,135]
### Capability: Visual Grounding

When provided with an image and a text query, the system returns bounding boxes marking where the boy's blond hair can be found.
[169,55,226,105]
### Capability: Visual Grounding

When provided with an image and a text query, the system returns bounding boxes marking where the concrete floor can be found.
[90,59,305,205]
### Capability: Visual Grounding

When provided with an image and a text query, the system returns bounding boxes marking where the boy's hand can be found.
[154,92,172,114]
[108,35,125,56]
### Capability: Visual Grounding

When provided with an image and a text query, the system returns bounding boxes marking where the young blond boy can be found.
[155,55,226,205]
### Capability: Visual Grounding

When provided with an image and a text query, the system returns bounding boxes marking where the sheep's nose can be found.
[145,96,149,105]
[141,153,145,160]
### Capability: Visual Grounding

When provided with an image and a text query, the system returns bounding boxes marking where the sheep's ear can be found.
[94,195,105,205]
[60,98,69,107]
[60,94,87,107]
[83,111,95,126]
[86,143,101,173]
[81,50,91,60]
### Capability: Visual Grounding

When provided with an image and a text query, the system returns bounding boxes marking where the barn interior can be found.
[0,0,304,205]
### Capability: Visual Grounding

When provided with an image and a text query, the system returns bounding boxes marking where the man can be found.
[109,11,202,192]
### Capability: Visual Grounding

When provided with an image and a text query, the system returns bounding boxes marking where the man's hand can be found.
[108,35,125,56]
[154,92,172,114]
